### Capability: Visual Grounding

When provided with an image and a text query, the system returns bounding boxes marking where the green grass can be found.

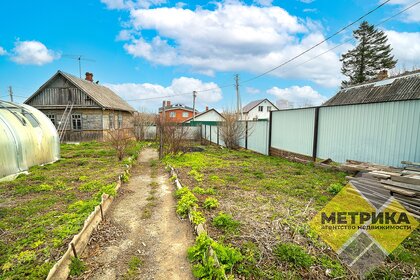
[0,141,145,279]
[162,145,419,279]
[273,242,313,268]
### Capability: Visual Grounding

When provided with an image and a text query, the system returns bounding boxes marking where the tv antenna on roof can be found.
[62,54,96,78]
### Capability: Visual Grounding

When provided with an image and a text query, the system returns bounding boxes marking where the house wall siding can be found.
[26,75,100,108]
[245,100,275,120]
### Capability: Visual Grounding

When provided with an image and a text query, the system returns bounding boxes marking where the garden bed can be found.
[164,145,419,279]
[0,141,144,279]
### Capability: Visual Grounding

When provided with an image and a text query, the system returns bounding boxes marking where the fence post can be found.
[205,125,207,143]
[217,126,219,145]
[268,111,273,156]
[312,107,320,162]
[245,121,248,150]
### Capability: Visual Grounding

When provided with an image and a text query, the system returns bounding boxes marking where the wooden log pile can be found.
[379,161,420,217]
[344,160,420,219]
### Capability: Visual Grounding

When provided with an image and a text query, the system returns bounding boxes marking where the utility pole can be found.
[192,91,197,121]
[8,86,13,102]
[235,74,242,119]
[159,100,166,159]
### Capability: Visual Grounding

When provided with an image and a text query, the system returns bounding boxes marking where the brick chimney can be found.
[376,70,388,80]
[206,106,209,111]
[166,101,171,107]
[85,72,93,82]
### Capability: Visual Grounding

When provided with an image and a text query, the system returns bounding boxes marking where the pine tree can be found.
[340,21,397,87]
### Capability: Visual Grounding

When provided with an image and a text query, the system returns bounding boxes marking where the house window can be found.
[118,112,123,128]
[182,112,189,118]
[258,106,263,112]
[71,114,82,130]
[109,113,114,129]
[267,106,272,111]
[170,112,176,118]
[46,114,56,125]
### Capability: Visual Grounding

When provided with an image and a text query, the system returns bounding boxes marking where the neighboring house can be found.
[158,101,198,123]
[25,70,135,142]
[183,107,224,125]
[323,70,420,106]
[242,99,278,120]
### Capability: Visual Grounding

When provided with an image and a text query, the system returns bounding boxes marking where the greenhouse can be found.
[0,100,60,181]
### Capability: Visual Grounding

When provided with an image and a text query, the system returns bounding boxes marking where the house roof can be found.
[25,71,135,112]
[324,71,420,106]
[158,103,197,112]
[183,108,224,123]
[242,99,278,113]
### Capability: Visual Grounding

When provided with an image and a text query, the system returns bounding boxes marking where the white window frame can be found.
[258,106,264,112]
[182,112,189,118]
[267,106,272,112]
[170,111,176,118]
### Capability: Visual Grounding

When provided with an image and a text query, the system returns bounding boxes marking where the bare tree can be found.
[156,116,189,155]
[133,109,156,141]
[107,128,134,161]
[219,111,248,149]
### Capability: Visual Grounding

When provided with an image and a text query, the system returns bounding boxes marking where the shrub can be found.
[273,242,313,268]
[203,197,219,209]
[213,212,240,232]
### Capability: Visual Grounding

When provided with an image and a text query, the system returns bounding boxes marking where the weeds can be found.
[273,242,313,268]
[122,256,142,279]
[0,141,145,279]
[188,233,242,279]
[69,257,86,276]
[191,210,206,225]
[203,197,219,209]
[327,183,344,195]
[213,212,240,232]
[176,190,198,217]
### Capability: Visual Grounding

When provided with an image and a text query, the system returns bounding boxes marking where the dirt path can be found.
[77,148,195,280]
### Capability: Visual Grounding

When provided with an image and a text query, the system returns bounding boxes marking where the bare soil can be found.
[74,148,195,280]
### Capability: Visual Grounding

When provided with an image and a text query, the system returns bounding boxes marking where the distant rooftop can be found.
[324,70,420,106]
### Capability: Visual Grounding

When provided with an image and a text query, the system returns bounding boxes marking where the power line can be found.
[122,0,415,104]
[271,1,420,75]
[240,0,392,84]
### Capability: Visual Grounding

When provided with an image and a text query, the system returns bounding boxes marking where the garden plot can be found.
[0,141,144,279]
[164,145,419,279]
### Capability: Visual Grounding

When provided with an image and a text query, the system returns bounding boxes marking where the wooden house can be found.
[25,70,135,142]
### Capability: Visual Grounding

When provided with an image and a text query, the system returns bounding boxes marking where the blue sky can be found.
[0,0,419,112]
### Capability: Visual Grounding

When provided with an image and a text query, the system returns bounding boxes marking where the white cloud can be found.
[303,8,317,13]
[101,0,166,9]
[300,0,315,3]
[386,30,420,69]
[245,87,261,94]
[122,3,344,87]
[11,40,60,65]
[267,85,328,107]
[387,0,420,22]
[105,77,222,111]
[0,46,6,56]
